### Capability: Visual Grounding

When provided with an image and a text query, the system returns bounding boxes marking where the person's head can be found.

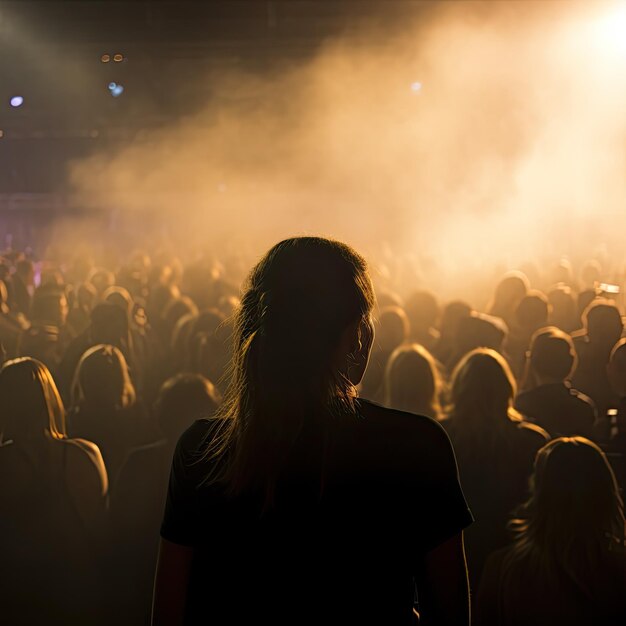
[76,281,98,310]
[376,306,409,353]
[89,268,115,297]
[384,343,442,418]
[215,237,375,501]
[607,338,626,398]
[512,437,624,558]
[30,285,69,327]
[89,302,130,349]
[449,348,519,426]
[72,344,136,410]
[547,284,577,333]
[514,290,549,333]
[0,357,66,441]
[526,326,576,385]
[439,300,472,339]
[452,311,508,368]
[489,271,529,318]
[580,259,602,290]
[103,285,134,318]
[155,373,221,442]
[582,299,623,347]
[404,290,439,338]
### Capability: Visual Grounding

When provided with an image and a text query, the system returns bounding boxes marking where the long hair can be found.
[206,237,375,506]
[505,437,625,598]
[71,344,136,410]
[384,343,442,419]
[446,348,522,446]
[0,357,67,441]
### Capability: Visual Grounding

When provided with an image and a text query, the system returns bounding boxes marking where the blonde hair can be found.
[0,357,66,440]
[448,348,521,432]
[384,343,442,419]
[72,344,136,409]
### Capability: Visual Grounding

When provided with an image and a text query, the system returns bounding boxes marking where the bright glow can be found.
[101,53,111,63]
[111,84,124,97]
[113,53,124,62]
[410,81,422,92]
[0,130,4,139]
[9,96,23,107]
[594,2,626,56]
[108,82,117,90]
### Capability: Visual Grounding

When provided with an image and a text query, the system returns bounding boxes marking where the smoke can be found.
[67,0,626,297]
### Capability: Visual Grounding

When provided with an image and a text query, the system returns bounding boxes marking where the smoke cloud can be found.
[67,0,626,299]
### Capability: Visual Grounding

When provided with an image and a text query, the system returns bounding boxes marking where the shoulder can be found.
[515,419,550,443]
[58,437,108,495]
[359,398,450,442]
[568,386,596,409]
[175,418,226,458]
[357,399,456,465]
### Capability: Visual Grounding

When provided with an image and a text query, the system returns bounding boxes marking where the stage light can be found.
[410,82,422,92]
[0,130,4,139]
[10,96,24,107]
[109,83,124,97]
[108,82,117,90]
[594,2,626,57]
[101,53,111,63]
[113,53,124,62]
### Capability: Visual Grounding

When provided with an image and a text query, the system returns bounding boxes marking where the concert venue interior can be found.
[1,1,625,625]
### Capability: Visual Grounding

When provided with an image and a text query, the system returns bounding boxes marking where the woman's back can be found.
[477,544,626,626]
[161,399,472,625]
[0,436,108,625]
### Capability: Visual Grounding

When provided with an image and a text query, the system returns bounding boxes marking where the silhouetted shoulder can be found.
[359,398,454,450]
[59,436,108,491]
[516,419,549,440]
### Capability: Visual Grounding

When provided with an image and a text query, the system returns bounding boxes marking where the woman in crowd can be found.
[152,237,473,625]
[476,437,626,626]
[441,348,548,591]
[385,342,444,420]
[0,357,108,624]
[69,343,150,487]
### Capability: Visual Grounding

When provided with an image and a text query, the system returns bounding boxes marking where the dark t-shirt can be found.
[515,382,596,439]
[161,399,473,625]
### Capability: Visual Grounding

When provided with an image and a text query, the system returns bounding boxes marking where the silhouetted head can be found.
[440,300,472,338]
[607,338,626,398]
[72,344,135,410]
[216,237,375,501]
[515,290,549,333]
[156,373,221,442]
[514,437,623,552]
[488,271,529,320]
[527,326,576,383]
[89,302,130,348]
[89,268,115,297]
[404,290,439,338]
[103,285,134,318]
[453,311,508,366]
[76,282,97,310]
[580,259,602,290]
[31,285,69,327]
[547,284,577,332]
[0,357,66,441]
[384,343,442,419]
[582,300,623,347]
[449,348,519,427]
[376,306,409,353]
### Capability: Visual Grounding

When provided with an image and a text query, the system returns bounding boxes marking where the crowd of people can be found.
[0,236,625,625]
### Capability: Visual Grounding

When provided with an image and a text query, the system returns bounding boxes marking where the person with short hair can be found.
[516,326,596,439]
